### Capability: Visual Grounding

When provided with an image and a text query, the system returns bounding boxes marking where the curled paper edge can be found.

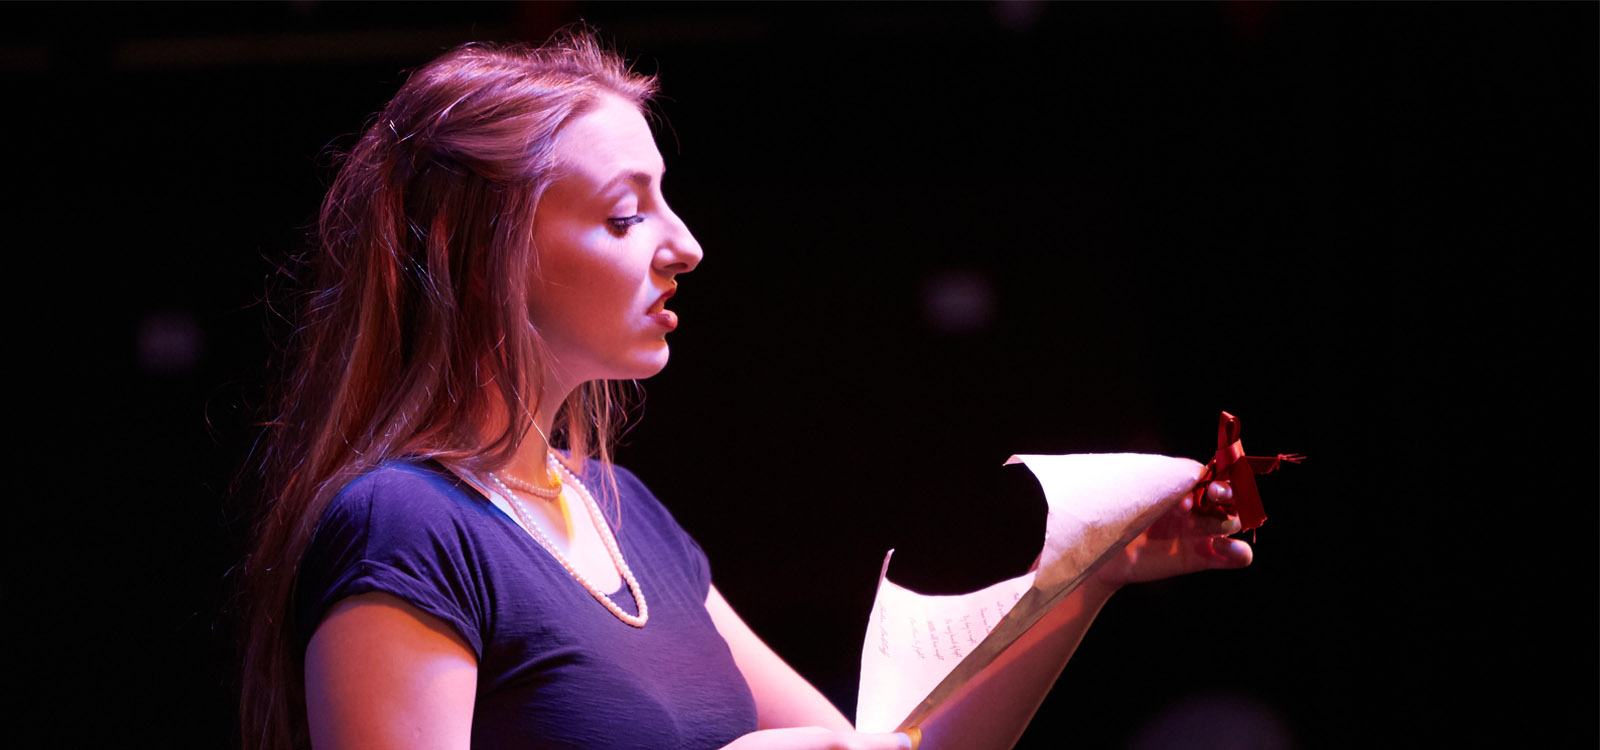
[879,453,1202,734]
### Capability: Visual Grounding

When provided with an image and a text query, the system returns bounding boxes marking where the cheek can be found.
[531,229,634,320]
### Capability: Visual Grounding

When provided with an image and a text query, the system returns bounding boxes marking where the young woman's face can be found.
[529,93,702,391]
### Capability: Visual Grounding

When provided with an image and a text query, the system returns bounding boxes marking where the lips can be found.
[646,286,678,330]
[646,286,675,315]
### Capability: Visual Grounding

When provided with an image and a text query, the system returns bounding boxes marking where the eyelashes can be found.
[606,215,645,235]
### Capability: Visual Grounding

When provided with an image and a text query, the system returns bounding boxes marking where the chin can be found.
[618,348,671,381]
[639,355,671,379]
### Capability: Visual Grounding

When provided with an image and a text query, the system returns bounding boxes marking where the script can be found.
[855,452,1203,734]
[856,412,1299,738]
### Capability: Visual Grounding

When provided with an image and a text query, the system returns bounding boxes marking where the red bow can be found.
[1194,411,1302,536]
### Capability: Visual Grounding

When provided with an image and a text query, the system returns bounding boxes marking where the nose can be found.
[654,207,703,278]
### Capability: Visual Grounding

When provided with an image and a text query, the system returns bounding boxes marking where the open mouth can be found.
[646,286,679,331]
[647,287,676,315]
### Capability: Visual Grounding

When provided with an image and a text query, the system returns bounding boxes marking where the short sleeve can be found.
[296,465,488,657]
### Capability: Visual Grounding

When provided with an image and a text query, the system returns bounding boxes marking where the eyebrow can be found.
[596,169,660,196]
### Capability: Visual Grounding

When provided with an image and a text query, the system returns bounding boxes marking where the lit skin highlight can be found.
[527,93,702,401]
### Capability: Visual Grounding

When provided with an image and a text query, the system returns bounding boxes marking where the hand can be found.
[722,727,916,750]
[1089,480,1253,591]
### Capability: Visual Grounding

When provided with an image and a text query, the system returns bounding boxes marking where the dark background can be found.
[5,2,1594,748]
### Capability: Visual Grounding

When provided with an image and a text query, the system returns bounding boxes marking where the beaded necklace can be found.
[498,465,562,499]
[489,453,648,627]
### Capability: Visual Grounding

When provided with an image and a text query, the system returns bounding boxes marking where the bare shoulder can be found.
[313,592,476,652]
[305,593,478,749]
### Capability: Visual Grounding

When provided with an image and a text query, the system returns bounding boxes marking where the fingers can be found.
[1190,480,1232,521]
[1190,510,1241,536]
[1192,481,1241,535]
[1208,536,1253,568]
[837,731,915,750]
[1191,485,1252,569]
[743,727,916,750]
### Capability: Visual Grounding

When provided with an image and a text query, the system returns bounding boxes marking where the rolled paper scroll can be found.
[856,411,1300,737]
[857,453,1201,734]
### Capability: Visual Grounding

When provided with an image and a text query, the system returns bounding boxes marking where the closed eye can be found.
[607,215,645,235]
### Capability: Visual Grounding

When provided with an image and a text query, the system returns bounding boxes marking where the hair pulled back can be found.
[239,33,655,750]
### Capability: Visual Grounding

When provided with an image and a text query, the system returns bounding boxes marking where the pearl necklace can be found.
[489,454,648,627]
[499,463,562,500]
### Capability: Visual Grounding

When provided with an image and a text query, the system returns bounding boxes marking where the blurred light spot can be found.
[1225,0,1278,43]
[921,269,996,335]
[1127,691,1295,750]
[993,0,1044,33]
[138,311,203,374]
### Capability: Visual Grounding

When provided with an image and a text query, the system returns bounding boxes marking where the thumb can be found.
[859,731,916,750]
[1207,536,1253,568]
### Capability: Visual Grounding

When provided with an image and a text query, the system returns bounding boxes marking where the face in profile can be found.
[528,93,703,392]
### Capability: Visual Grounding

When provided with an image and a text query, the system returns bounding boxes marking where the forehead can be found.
[551,94,663,180]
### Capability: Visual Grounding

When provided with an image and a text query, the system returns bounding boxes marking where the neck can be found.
[494,381,573,482]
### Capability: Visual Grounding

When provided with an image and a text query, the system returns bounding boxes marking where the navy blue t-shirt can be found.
[296,460,758,749]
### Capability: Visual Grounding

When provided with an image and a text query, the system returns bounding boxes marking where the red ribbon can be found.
[1194,411,1302,536]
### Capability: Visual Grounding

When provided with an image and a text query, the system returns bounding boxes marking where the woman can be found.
[239,32,1251,750]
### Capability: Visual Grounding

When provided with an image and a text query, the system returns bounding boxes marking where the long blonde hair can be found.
[239,33,655,750]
